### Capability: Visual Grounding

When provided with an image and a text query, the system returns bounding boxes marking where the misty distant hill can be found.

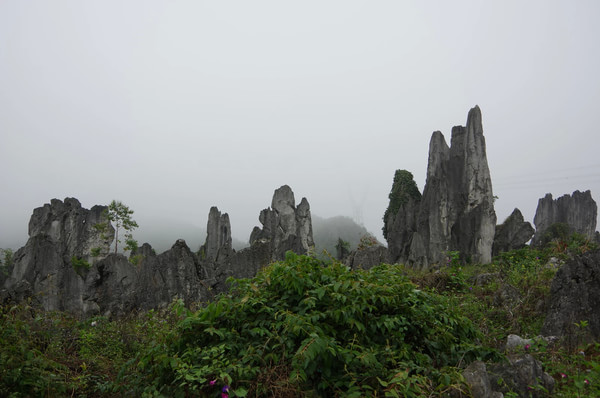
[312,215,378,258]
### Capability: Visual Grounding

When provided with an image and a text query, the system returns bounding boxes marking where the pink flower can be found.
[222,394,228,398]
[584,379,590,385]
[524,344,530,351]
[209,380,216,386]
[560,373,567,379]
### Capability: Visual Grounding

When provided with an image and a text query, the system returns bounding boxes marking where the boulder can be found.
[493,208,535,256]
[488,354,554,397]
[463,361,502,398]
[385,106,496,268]
[345,244,390,270]
[541,249,600,344]
[531,190,597,246]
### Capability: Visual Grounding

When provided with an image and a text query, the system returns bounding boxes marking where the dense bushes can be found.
[2,245,600,397]
[126,252,491,397]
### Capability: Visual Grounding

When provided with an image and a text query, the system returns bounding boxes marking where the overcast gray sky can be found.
[1,1,599,251]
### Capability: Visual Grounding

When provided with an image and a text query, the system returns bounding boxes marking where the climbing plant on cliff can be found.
[105,200,138,254]
[383,170,422,240]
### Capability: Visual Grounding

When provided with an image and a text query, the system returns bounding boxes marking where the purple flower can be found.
[222,385,229,393]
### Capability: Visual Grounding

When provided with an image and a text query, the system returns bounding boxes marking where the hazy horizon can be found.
[2,1,600,251]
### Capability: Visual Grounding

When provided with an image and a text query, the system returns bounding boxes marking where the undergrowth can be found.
[1,237,599,397]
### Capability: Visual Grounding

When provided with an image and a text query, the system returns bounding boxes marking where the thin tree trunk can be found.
[114,226,119,253]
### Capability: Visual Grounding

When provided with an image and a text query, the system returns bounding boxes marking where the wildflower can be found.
[560,373,567,379]
[222,385,230,398]
[524,344,530,351]
[209,380,216,386]
[222,385,229,392]
[584,379,590,385]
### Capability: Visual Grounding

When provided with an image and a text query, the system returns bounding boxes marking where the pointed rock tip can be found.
[466,105,483,129]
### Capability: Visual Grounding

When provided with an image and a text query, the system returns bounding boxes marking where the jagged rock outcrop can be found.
[385,106,496,268]
[1,199,212,317]
[383,170,421,263]
[249,185,314,260]
[2,198,114,313]
[27,197,114,262]
[345,244,390,270]
[541,249,600,345]
[201,207,232,262]
[492,208,535,256]
[3,187,316,316]
[133,240,212,312]
[531,190,597,246]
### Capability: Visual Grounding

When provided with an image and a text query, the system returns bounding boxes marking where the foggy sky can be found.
[2,1,600,251]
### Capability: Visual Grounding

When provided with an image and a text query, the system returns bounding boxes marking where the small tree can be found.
[106,200,139,254]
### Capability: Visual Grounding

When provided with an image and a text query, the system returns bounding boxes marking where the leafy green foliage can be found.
[71,256,91,276]
[128,252,489,397]
[0,303,71,397]
[382,170,421,240]
[2,242,600,397]
[0,301,183,397]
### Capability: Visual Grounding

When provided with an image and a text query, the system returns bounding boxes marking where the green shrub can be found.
[127,252,494,397]
[0,304,70,397]
[71,256,91,276]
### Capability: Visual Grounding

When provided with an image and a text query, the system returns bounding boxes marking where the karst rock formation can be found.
[385,105,497,268]
[531,190,597,246]
[492,208,535,256]
[1,186,315,316]
[249,184,314,261]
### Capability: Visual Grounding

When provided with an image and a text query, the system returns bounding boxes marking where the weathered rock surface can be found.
[2,198,115,313]
[493,208,535,256]
[532,190,597,246]
[488,354,554,398]
[541,249,600,344]
[1,199,213,317]
[345,244,390,270]
[201,207,232,262]
[28,197,114,262]
[383,170,421,263]
[385,106,496,268]
[133,240,212,312]
[463,361,502,398]
[249,185,314,260]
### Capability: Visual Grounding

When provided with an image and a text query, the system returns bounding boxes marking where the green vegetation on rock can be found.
[382,170,421,240]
